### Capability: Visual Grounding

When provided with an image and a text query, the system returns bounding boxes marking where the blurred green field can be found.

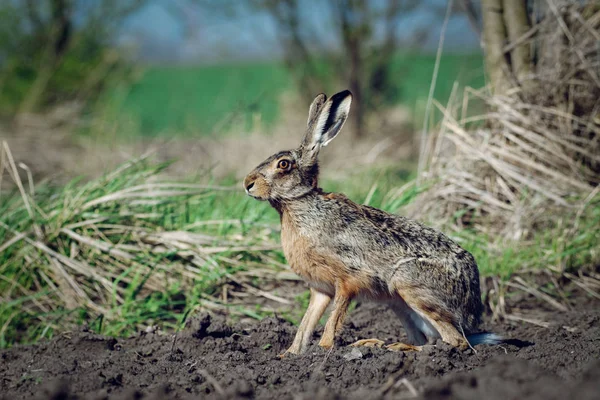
[105,53,485,136]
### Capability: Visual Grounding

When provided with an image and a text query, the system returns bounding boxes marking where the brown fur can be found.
[281,209,373,299]
[243,90,486,355]
[319,293,351,349]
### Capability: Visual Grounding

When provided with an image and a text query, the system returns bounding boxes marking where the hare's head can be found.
[243,90,352,202]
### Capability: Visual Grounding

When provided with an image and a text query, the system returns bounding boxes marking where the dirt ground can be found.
[1,286,599,400]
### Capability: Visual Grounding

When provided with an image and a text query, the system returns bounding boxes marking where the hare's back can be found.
[319,198,483,327]
[323,200,473,267]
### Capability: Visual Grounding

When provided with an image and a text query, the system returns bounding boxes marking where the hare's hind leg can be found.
[427,318,469,349]
[389,299,430,345]
[397,288,469,350]
[283,289,331,356]
[379,299,430,352]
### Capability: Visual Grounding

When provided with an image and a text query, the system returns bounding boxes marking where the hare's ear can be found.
[307,93,327,127]
[300,90,352,164]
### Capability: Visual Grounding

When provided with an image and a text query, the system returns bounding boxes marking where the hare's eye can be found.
[277,160,290,170]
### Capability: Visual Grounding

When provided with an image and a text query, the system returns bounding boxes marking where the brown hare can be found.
[243,90,500,356]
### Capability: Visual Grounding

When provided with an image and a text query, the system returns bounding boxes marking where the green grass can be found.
[1,154,597,349]
[457,211,600,279]
[392,53,484,105]
[101,62,291,136]
[0,156,414,348]
[97,52,484,137]
[0,160,273,347]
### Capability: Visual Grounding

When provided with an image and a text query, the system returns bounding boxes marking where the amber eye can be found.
[277,159,290,170]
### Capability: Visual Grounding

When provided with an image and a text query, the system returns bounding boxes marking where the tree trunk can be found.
[19,0,73,114]
[348,40,365,138]
[338,0,366,138]
[459,0,482,38]
[267,0,322,103]
[482,0,511,95]
[503,0,533,88]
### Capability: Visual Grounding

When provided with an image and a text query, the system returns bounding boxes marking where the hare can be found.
[243,90,500,355]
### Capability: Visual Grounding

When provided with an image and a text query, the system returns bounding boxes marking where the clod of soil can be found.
[1,292,599,399]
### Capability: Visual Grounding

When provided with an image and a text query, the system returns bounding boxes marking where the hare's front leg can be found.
[282,288,331,356]
[319,290,351,350]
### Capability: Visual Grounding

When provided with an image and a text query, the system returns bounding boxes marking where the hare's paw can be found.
[350,338,385,348]
[386,342,422,352]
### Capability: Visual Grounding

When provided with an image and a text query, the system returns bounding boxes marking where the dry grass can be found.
[405,1,600,322]
[0,140,302,347]
[410,2,600,240]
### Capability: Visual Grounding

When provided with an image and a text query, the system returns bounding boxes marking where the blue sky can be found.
[121,0,481,63]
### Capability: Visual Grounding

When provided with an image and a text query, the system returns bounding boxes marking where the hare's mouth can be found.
[245,186,268,201]
[246,192,268,201]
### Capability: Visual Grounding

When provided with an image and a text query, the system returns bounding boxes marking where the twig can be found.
[563,273,600,300]
[199,369,225,395]
[380,373,419,398]
[459,324,477,354]
[505,314,550,328]
[502,25,539,54]
[170,333,178,354]
[226,274,291,305]
[315,346,334,375]
[2,142,43,239]
[394,378,418,398]
[507,277,568,312]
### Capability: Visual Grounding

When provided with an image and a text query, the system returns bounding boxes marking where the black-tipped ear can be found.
[300,90,352,164]
[316,90,352,147]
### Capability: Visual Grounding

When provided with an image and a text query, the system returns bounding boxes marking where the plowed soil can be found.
[1,287,599,400]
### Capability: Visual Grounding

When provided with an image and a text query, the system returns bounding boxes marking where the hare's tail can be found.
[466,332,504,346]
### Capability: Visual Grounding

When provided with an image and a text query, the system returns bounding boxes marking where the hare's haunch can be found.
[244,90,501,356]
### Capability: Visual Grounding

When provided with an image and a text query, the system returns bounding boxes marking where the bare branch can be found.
[504,0,534,88]
[459,0,482,38]
[24,0,45,32]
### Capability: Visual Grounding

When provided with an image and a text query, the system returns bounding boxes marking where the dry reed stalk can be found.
[408,2,600,317]
[504,314,550,328]
[409,4,599,238]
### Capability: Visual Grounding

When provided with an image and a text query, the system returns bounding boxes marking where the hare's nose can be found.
[243,174,257,193]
